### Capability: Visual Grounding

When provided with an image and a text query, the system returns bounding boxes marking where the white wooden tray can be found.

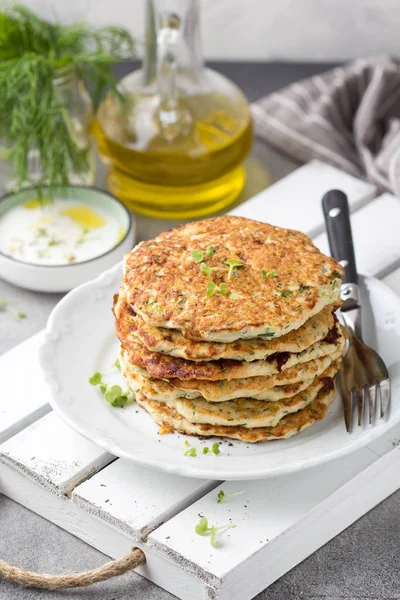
[1,160,400,600]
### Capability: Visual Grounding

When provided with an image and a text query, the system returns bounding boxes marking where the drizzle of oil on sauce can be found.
[116,225,126,244]
[60,205,106,229]
[24,197,52,209]
[0,198,126,266]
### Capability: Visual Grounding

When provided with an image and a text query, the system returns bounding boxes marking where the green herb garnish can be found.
[299,285,310,292]
[219,283,227,295]
[0,5,136,193]
[211,442,220,455]
[217,489,244,503]
[262,269,277,279]
[206,281,216,297]
[114,358,121,370]
[37,228,48,237]
[331,270,341,279]
[0,296,27,320]
[192,250,204,263]
[48,238,61,247]
[202,447,209,454]
[195,517,235,548]
[200,262,211,275]
[89,372,103,386]
[77,228,89,245]
[184,447,197,457]
[89,371,130,406]
[281,290,293,299]
[206,246,215,257]
[226,259,244,279]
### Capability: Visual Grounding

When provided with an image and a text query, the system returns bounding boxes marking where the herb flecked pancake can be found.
[123,216,343,342]
[134,382,337,443]
[114,288,336,362]
[126,365,338,429]
[120,349,343,403]
[122,320,345,381]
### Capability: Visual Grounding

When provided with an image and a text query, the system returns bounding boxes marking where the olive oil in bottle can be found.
[94,1,253,219]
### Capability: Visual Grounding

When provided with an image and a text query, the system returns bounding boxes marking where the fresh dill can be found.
[0,4,136,192]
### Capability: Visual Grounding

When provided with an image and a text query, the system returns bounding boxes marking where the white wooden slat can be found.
[0,463,207,600]
[0,332,51,444]
[0,411,113,495]
[383,267,400,298]
[230,159,376,237]
[148,424,400,600]
[313,193,400,278]
[73,459,219,541]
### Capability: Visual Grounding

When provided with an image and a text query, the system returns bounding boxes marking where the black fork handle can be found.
[322,189,358,285]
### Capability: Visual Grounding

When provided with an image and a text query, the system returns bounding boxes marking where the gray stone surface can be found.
[1,61,400,599]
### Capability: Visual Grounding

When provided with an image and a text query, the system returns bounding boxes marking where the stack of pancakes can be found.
[114,216,346,443]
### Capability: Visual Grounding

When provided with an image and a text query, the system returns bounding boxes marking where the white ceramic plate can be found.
[39,264,400,480]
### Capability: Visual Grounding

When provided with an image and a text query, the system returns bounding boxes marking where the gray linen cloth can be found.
[251,55,400,196]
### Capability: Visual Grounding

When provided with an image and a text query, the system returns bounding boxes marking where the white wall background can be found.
[19,0,400,61]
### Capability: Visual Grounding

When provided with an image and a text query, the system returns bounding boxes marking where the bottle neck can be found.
[142,0,203,86]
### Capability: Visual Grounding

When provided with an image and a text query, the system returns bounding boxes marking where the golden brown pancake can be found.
[135,381,336,442]
[123,216,343,342]
[120,346,342,402]
[122,321,345,381]
[114,288,336,362]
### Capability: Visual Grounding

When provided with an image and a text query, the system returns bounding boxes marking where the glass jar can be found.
[3,66,95,191]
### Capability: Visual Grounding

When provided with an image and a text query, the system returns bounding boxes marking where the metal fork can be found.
[322,189,390,432]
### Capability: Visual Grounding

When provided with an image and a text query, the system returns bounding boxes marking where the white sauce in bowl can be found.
[0,198,126,266]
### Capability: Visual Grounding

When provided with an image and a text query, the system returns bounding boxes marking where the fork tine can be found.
[355,387,363,426]
[362,384,369,425]
[368,383,377,424]
[379,379,391,419]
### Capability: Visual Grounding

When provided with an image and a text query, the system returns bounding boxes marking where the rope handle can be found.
[0,547,146,590]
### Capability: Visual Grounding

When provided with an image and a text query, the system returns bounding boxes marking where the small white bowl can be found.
[0,186,135,292]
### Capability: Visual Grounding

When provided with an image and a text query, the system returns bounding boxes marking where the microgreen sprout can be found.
[184,440,189,446]
[206,281,216,297]
[89,372,102,386]
[195,517,235,548]
[0,296,27,320]
[217,489,245,504]
[211,442,220,455]
[331,270,341,279]
[48,238,61,247]
[262,269,277,279]
[191,249,204,263]
[218,283,227,295]
[281,290,293,299]
[77,228,89,245]
[202,447,209,454]
[184,447,197,457]
[226,259,244,279]
[89,371,131,407]
[37,227,48,237]
[206,246,215,257]
[200,263,212,276]
[113,358,121,370]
